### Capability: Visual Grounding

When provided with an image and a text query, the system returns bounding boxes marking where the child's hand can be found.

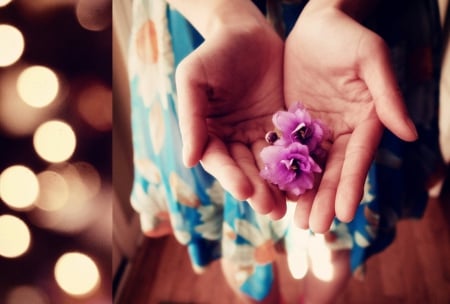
[284,4,418,232]
[175,16,287,218]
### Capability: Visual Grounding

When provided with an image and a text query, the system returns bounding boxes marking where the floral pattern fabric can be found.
[127,0,443,300]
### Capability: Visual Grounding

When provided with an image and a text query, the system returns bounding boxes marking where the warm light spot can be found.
[0,165,39,210]
[287,249,308,280]
[27,162,102,234]
[17,66,59,108]
[33,120,76,163]
[308,234,334,282]
[75,0,111,31]
[0,0,13,7]
[0,66,63,137]
[54,252,100,296]
[35,170,69,211]
[286,225,309,279]
[6,285,49,304]
[73,162,102,199]
[0,24,24,67]
[76,81,112,131]
[0,215,31,258]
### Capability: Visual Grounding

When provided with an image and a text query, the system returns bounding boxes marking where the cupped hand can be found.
[175,20,286,218]
[284,5,418,232]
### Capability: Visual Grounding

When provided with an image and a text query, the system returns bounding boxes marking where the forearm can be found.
[166,0,267,39]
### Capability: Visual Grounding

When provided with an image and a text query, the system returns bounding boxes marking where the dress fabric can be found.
[127,0,443,300]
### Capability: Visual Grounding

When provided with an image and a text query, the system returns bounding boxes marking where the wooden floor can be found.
[115,173,450,304]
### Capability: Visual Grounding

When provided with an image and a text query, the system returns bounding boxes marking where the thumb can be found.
[360,34,418,142]
[175,52,209,167]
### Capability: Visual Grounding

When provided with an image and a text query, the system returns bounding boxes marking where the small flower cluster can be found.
[260,103,328,196]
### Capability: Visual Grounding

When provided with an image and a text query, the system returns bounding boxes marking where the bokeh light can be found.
[0,2,112,302]
[75,0,112,31]
[28,162,102,234]
[33,120,76,163]
[0,65,63,137]
[54,252,100,297]
[0,165,39,210]
[17,65,59,108]
[35,170,69,211]
[6,285,49,304]
[0,215,31,258]
[0,24,24,67]
[76,81,112,131]
[0,0,13,7]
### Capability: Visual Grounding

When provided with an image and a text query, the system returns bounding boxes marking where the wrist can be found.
[167,0,267,39]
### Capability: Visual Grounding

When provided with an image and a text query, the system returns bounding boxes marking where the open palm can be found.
[284,6,418,232]
[175,23,287,218]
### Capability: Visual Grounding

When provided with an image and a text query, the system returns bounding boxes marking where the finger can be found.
[293,189,315,229]
[244,141,283,215]
[200,136,253,201]
[293,170,322,229]
[309,136,348,233]
[335,118,383,222]
[175,53,209,167]
[269,201,287,220]
[359,34,418,142]
[268,183,287,220]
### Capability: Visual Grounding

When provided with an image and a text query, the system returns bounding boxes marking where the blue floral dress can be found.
[127,0,444,301]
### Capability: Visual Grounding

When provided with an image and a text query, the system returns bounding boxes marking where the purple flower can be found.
[260,142,322,196]
[272,103,327,154]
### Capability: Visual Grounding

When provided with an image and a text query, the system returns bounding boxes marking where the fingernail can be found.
[406,118,418,140]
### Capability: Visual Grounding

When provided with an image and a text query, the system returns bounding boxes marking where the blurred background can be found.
[0,0,112,303]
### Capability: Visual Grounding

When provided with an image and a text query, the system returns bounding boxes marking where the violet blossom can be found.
[272,103,327,155]
[260,142,322,196]
[259,102,328,196]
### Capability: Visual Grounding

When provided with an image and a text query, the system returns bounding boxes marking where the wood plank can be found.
[115,237,167,304]
[411,200,450,303]
[147,236,184,304]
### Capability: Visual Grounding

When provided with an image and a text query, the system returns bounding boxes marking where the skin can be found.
[284,2,418,232]
[171,0,287,219]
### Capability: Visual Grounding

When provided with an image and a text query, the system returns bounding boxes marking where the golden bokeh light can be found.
[0,0,13,8]
[0,165,39,210]
[17,65,59,108]
[54,252,100,297]
[28,162,102,234]
[72,162,102,200]
[35,170,69,211]
[33,120,76,163]
[0,24,24,67]
[0,65,63,137]
[0,214,31,258]
[6,285,49,304]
